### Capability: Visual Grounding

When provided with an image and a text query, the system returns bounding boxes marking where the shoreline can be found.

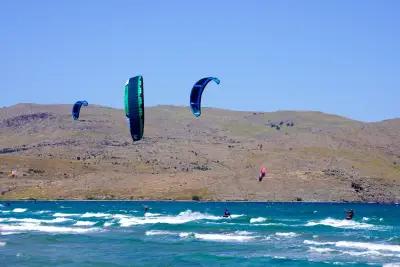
[1,199,399,205]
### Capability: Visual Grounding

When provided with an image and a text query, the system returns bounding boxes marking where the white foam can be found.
[229,214,244,219]
[34,210,51,214]
[362,217,370,221]
[275,232,299,238]
[12,208,27,213]
[304,240,335,246]
[74,221,96,226]
[53,213,80,217]
[81,212,112,218]
[179,232,256,242]
[144,212,161,217]
[341,250,398,258]
[145,230,176,236]
[250,217,267,224]
[117,210,222,227]
[335,241,400,253]
[308,246,334,253]
[305,218,374,229]
[0,223,100,234]
[103,221,113,227]
[0,217,71,224]
[0,241,6,247]
[383,263,400,267]
[0,232,20,235]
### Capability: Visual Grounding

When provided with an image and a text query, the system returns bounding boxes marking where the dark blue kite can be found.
[190,77,220,117]
[72,101,88,120]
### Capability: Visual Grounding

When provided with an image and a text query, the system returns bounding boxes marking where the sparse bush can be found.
[351,182,363,192]
[192,195,201,201]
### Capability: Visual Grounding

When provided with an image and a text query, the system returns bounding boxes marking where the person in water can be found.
[259,166,267,182]
[345,209,354,220]
[144,205,149,213]
[223,208,231,218]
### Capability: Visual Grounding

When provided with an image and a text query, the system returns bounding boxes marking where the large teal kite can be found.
[124,76,144,141]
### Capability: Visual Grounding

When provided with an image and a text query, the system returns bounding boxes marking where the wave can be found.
[0,231,20,235]
[342,250,399,258]
[304,240,335,246]
[145,230,176,236]
[0,217,71,224]
[0,241,6,247]
[250,217,267,224]
[116,210,222,227]
[74,221,96,226]
[0,223,101,234]
[80,212,112,218]
[53,213,80,217]
[179,231,256,242]
[275,232,299,238]
[103,221,113,227]
[144,212,162,217]
[383,263,400,267]
[305,218,374,229]
[304,239,400,258]
[34,210,51,214]
[308,246,334,253]
[335,241,400,253]
[12,208,27,213]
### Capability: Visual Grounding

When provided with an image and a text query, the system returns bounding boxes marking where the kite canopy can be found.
[124,76,144,141]
[190,77,220,117]
[72,101,88,120]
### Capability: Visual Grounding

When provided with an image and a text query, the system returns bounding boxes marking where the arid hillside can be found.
[0,104,399,202]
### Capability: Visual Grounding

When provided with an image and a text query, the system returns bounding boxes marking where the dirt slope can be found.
[0,104,399,202]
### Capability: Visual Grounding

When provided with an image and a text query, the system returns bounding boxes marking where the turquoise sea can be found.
[0,201,399,266]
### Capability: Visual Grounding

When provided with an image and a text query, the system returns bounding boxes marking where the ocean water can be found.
[0,201,399,267]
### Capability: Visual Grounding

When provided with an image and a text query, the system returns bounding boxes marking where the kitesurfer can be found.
[345,209,354,220]
[259,166,267,182]
[223,208,231,218]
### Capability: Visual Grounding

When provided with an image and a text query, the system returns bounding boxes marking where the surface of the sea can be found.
[0,201,399,267]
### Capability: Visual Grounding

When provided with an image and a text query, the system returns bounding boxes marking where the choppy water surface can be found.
[0,201,399,266]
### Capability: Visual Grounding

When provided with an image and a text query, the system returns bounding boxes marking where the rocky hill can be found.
[0,104,399,202]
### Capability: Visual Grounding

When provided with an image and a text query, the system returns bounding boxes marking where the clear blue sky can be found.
[1,0,399,122]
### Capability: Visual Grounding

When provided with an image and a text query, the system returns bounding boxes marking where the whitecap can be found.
[0,217,71,224]
[305,218,374,229]
[117,210,222,227]
[74,221,96,226]
[34,210,51,214]
[0,223,101,234]
[0,241,6,247]
[53,213,80,217]
[103,221,113,227]
[304,240,335,246]
[335,241,400,253]
[179,232,256,242]
[12,208,27,213]
[308,246,334,253]
[250,217,267,224]
[275,232,299,238]
[144,212,162,217]
[145,230,176,236]
[81,212,112,218]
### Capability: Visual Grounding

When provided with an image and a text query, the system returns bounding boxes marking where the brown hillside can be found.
[0,104,399,202]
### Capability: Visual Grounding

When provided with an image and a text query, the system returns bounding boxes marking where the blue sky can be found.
[1,0,399,122]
